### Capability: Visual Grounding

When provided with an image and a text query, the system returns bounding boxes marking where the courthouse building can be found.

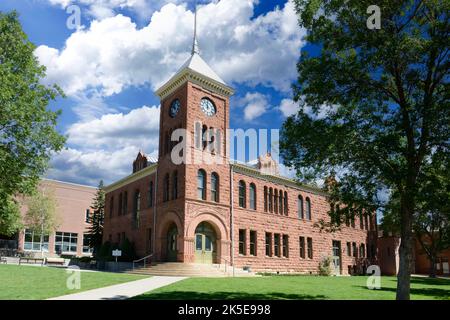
[102,38,379,274]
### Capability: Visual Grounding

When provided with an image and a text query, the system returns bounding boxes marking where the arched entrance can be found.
[194,222,217,264]
[166,223,178,262]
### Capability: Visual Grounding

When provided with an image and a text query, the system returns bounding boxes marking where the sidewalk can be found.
[48,276,186,300]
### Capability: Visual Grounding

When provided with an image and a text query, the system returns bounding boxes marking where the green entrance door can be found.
[194,222,216,264]
[167,224,178,262]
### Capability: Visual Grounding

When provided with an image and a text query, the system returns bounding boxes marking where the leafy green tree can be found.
[24,187,60,255]
[88,180,105,257]
[281,1,449,299]
[0,11,66,236]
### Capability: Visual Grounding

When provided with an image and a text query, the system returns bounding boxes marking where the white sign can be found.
[112,249,122,257]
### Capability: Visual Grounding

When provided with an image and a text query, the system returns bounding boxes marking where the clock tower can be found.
[153,7,234,263]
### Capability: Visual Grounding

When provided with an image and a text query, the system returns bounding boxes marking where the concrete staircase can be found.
[124,262,258,277]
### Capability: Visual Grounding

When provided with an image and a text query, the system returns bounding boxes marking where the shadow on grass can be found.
[132,291,328,300]
[410,277,450,286]
[353,285,450,300]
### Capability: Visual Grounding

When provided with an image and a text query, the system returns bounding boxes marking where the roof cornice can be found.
[155,68,234,100]
[104,163,158,193]
[231,163,328,196]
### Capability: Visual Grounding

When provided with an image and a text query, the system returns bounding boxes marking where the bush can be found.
[318,256,334,276]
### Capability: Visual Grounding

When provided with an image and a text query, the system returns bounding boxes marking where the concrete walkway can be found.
[48,276,186,300]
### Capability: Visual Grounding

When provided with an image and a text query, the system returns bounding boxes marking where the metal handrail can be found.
[217,256,235,276]
[132,253,153,270]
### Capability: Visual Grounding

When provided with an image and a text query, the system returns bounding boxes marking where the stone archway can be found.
[185,213,230,264]
[156,211,183,262]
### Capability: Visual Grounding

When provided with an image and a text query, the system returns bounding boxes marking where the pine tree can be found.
[88,180,105,257]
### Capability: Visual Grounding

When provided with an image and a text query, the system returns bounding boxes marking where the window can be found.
[264,187,268,212]
[197,169,206,200]
[351,215,355,228]
[195,122,202,149]
[202,125,208,150]
[172,171,178,200]
[305,197,311,220]
[274,189,278,213]
[282,235,289,258]
[352,242,357,258]
[346,242,351,256]
[83,233,93,254]
[133,190,141,225]
[279,191,283,214]
[118,193,122,216]
[250,231,257,256]
[239,229,246,255]
[109,197,114,218]
[269,188,273,212]
[238,180,246,208]
[364,215,369,230]
[360,213,364,229]
[55,232,78,254]
[274,234,281,257]
[265,233,272,257]
[249,183,256,210]
[123,191,128,215]
[299,236,305,258]
[211,172,219,202]
[148,181,154,208]
[163,174,170,202]
[307,237,313,259]
[84,209,91,223]
[284,191,288,215]
[360,244,365,258]
[24,229,49,252]
[297,195,304,219]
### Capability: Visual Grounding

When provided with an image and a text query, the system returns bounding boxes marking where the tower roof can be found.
[176,52,226,85]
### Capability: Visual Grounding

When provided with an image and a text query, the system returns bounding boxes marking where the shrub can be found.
[318,256,334,276]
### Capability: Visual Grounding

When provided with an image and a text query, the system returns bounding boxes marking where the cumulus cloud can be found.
[239,92,269,121]
[36,0,305,96]
[47,105,160,185]
[278,98,298,117]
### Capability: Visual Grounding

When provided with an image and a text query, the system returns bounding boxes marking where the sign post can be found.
[112,249,122,271]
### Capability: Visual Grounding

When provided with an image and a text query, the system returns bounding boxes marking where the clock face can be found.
[200,98,216,117]
[169,99,181,118]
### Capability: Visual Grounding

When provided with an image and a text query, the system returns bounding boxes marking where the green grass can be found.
[134,275,450,300]
[0,264,149,300]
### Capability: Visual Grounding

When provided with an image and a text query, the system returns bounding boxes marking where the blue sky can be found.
[1,0,312,186]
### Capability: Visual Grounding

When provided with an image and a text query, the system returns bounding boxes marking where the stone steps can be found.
[124,262,257,277]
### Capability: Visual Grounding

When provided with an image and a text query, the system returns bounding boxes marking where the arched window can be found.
[298,195,304,219]
[274,189,278,213]
[197,169,206,200]
[279,190,283,214]
[264,186,268,212]
[211,172,219,202]
[123,191,128,215]
[172,171,178,200]
[202,125,208,150]
[109,196,114,217]
[118,193,123,216]
[284,191,288,215]
[148,181,153,208]
[249,183,256,210]
[305,197,311,220]
[269,188,273,212]
[163,174,170,202]
[238,180,246,208]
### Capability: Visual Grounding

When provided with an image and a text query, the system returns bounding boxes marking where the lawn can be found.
[134,275,450,300]
[0,264,148,300]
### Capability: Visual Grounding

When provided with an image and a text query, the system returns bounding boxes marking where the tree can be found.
[281,1,449,299]
[382,154,450,277]
[24,187,60,256]
[88,180,105,257]
[0,11,66,236]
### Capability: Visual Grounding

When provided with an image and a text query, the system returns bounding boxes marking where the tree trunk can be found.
[429,255,437,278]
[396,193,414,300]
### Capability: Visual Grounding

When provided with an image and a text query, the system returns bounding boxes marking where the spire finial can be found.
[192,1,200,55]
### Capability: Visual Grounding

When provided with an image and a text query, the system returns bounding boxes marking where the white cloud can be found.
[47,105,160,185]
[36,0,305,97]
[240,92,269,121]
[278,98,298,117]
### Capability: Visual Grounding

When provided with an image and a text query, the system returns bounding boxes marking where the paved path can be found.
[48,276,186,300]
